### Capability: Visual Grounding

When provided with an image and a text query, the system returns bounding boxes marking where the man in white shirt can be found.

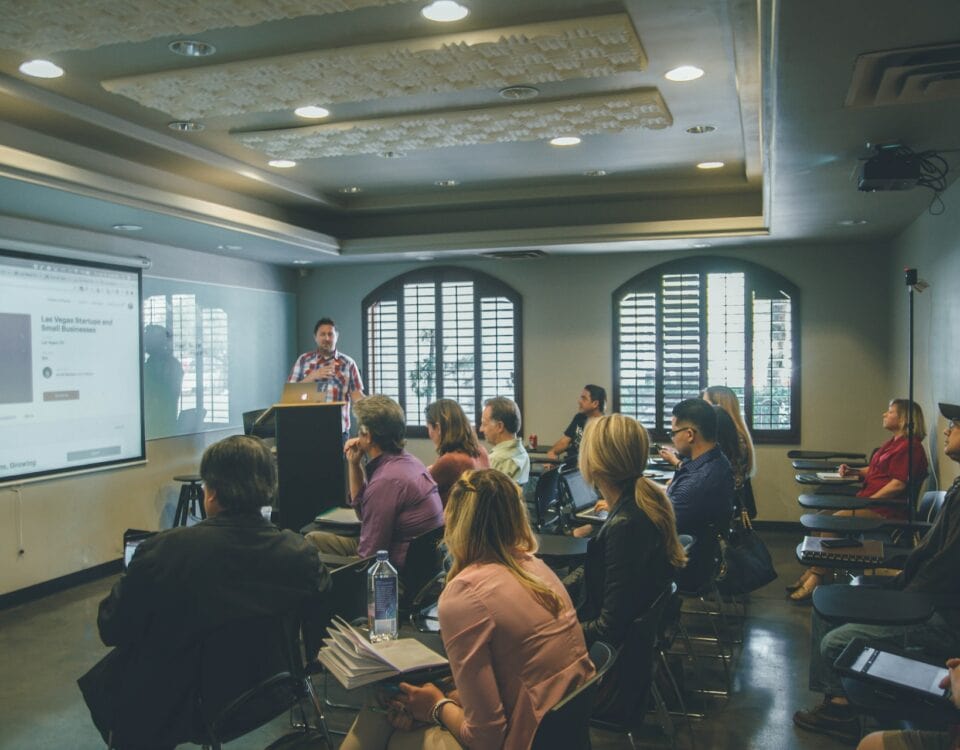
[480,396,530,484]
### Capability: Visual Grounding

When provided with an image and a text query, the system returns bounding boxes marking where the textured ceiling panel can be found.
[102,15,647,119]
[235,89,671,159]
[0,0,416,55]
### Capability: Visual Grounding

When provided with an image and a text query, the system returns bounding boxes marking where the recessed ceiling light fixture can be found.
[421,1,469,22]
[499,85,540,100]
[665,65,704,82]
[268,159,297,168]
[168,40,216,57]
[550,136,581,147]
[838,219,868,226]
[686,124,716,134]
[294,105,330,119]
[111,224,143,232]
[292,260,311,265]
[584,169,608,177]
[696,161,725,170]
[435,179,459,187]
[168,120,203,132]
[19,59,64,78]
[339,186,363,194]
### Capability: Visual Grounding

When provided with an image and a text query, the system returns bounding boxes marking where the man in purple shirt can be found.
[306,395,442,569]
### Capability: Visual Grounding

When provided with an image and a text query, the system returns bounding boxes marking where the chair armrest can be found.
[799,514,884,533]
[787,450,867,461]
[812,584,934,625]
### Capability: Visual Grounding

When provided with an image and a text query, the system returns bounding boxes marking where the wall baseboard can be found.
[0,559,121,611]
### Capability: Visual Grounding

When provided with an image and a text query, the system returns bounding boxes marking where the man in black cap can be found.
[794,402,960,744]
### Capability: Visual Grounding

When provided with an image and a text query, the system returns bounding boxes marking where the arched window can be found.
[363,267,522,435]
[613,257,800,442]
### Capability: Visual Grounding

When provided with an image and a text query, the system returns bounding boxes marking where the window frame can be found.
[362,266,523,438]
[612,256,801,444]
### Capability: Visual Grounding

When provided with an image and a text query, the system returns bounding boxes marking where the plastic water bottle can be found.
[368,550,399,642]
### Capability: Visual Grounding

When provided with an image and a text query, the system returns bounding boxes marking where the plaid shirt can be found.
[288,349,364,432]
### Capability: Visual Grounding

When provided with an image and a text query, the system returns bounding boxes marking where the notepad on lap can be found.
[315,507,361,525]
[317,617,448,690]
[815,472,859,482]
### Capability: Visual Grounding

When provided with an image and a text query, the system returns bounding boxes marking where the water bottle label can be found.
[374,577,398,632]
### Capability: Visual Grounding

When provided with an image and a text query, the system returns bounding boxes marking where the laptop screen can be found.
[561,469,599,511]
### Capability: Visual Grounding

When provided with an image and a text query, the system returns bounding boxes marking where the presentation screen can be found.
[0,249,145,485]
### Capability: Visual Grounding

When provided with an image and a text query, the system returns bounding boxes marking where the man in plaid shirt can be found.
[288,317,364,437]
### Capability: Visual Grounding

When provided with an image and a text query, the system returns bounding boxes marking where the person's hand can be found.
[344,438,363,464]
[838,464,860,479]
[659,448,680,467]
[940,657,960,709]
[546,450,558,460]
[395,681,446,724]
[593,499,609,513]
[304,369,322,382]
[317,363,335,379]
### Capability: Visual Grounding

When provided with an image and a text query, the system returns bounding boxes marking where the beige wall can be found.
[297,242,896,522]
[0,222,295,596]
[889,178,960,490]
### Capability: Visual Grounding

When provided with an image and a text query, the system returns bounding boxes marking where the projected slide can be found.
[0,251,144,484]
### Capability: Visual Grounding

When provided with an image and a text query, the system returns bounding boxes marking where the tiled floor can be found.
[0,530,856,749]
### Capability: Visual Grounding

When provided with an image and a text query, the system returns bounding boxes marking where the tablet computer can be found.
[122,529,157,569]
[834,638,952,706]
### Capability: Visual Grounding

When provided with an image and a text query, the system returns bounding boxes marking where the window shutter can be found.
[660,273,702,431]
[366,299,400,401]
[617,291,657,426]
[751,291,793,430]
[403,282,437,426]
[479,295,516,405]
[440,281,476,416]
[706,272,747,403]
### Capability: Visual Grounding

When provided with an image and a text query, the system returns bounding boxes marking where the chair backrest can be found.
[533,468,561,528]
[531,641,617,750]
[399,525,445,611]
[918,490,947,523]
[303,555,374,656]
[197,613,306,745]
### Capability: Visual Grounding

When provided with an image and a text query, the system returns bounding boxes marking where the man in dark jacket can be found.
[794,402,960,744]
[78,435,330,750]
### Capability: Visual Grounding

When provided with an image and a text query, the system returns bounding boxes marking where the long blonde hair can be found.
[703,385,756,478]
[578,415,687,569]
[444,469,564,616]
[890,399,927,441]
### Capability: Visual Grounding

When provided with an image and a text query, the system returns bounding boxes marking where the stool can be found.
[173,474,205,526]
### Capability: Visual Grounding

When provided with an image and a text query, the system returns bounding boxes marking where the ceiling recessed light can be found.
[696,161,725,170]
[435,179,459,187]
[294,105,330,119]
[665,65,704,82]
[550,136,581,147]
[379,150,406,158]
[292,260,311,265]
[584,169,608,177]
[838,219,868,226]
[217,244,243,251]
[168,40,216,57]
[19,59,64,78]
[339,186,363,194]
[499,85,540,100]
[268,159,297,168]
[111,224,143,232]
[686,124,716,134]
[421,1,469,22]
[168,120,203,132]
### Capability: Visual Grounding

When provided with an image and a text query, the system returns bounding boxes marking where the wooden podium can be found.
[265,402,345,532]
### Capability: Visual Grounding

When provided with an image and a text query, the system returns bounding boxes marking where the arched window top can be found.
[363,266,522,435]
[613,256,800,442]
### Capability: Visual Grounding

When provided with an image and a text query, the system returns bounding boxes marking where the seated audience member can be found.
[425,399,489,506]
[545,384,606,463]
[481,396,530,484]
[340,469,596,750]
[788,399,929,602]
[78,435,329,750]
[660,398,735,590]
[564,414,687,719]
[703,385,757,517]
[857,656,960,750]
[793,402,960,744]
[306,395,443,568]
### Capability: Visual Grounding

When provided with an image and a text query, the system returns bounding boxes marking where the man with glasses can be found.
[662,398,735,589]
[794,402,960,744]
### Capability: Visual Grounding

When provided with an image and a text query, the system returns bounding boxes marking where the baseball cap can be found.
[939,403,960,422]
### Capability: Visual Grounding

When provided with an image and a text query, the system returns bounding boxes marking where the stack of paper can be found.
[815,472,859,482]
[317,617,448,690]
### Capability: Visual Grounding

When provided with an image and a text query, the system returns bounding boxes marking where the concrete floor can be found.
[0,530,855,750]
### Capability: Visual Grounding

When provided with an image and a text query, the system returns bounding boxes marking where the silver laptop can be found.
[279,382,328,404]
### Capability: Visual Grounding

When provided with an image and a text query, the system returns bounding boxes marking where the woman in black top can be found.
[565,414,687,720]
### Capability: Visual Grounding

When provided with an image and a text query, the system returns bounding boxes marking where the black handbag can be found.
[716,512,777,595]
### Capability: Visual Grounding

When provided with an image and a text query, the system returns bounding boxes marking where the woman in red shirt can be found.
[425,399,489,506]
[788,399,928,602]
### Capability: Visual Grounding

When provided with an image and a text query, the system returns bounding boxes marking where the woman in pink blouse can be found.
[340,469,595,750]
[425,399,489,506]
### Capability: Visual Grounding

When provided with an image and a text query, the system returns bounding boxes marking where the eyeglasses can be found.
[947,421,959,434]
[669,426,696,438]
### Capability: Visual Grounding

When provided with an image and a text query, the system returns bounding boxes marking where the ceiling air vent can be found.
[481,250,548,260]
[846,42,960,108]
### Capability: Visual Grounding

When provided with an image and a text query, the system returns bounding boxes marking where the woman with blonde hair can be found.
[565,414,687,720]
[424,399,489,506]
[787,398,929,602]
[341,469,595,750]
[703,386,757,519]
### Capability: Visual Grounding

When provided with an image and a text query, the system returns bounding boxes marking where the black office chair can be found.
[196,613,331,750]
[399,525,446,617]
[531,641,617,750]
[530,467,562,532]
